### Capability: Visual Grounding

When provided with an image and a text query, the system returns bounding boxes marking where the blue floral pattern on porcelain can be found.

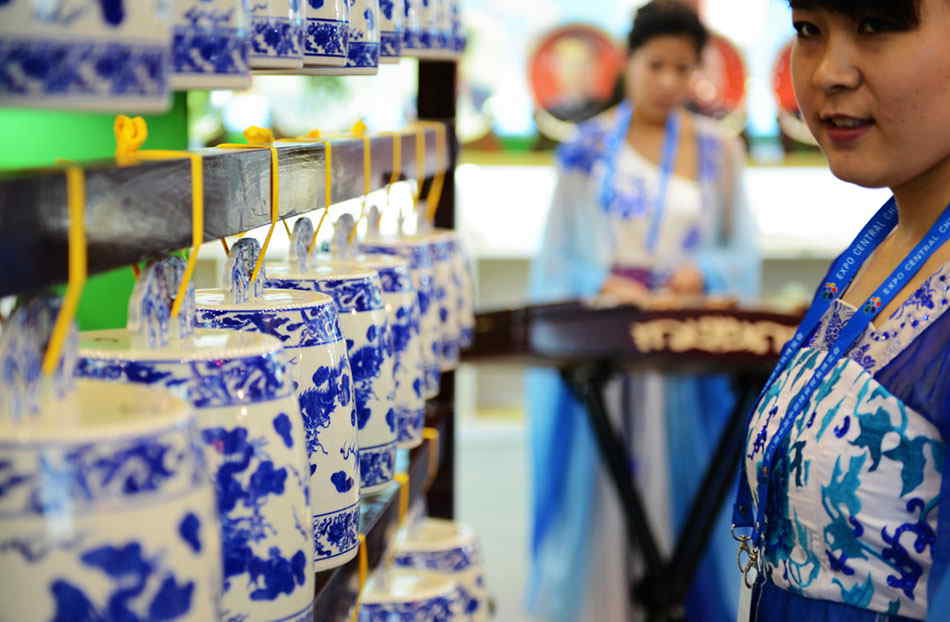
[44,539,203,621]
[0,0,173,108]
[360,242,440,397]
[359,442,396,489]
[360,594,459,622]
[378,265,413,294]
[380,29,401,57]
[76,353,293,408]
[225,238,267,305]
[250,1,303,60]
[173,0,250,82]
[0,295,77,422]
[0,37,168,101]
[197,297,361,565]
[266,272,396,491]
[340,0,378,69]
[269,276,384,313]
[304,17,348,57]
[199,423,310,608]
[394,545,478,574]
[313,503,360,561]
[128,256,196,348]
[196,304,343,349]
[0,419,203,518]
[397,407,425,445]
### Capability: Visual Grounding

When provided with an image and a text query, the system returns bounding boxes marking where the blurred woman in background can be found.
[526,2,759,621]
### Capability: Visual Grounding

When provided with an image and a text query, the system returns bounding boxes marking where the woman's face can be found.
[626,35,700,123]
[792,0,950,189]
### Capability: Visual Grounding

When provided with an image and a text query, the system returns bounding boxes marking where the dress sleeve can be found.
[529,130,613,302]
[695,134,762,301]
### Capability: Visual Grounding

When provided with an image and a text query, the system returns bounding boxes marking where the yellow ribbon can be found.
[42,166,87,376]
[414,125,426,203]
[114,116,205,317]
[218,127,280,285]
[310,140,334,254]
[423,427,441,487]
[349,534,369,622]
[275,130,335,254]
[413,121,448,224]
[349,120,372,244]
[394,472,410,525]
[379,131,404,225]
[385,131,403,186]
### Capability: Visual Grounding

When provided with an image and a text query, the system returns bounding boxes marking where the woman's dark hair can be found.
[788,0,920,28]
[627,1,708,57]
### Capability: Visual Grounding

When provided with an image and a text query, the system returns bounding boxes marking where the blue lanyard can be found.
[599,102,681,253]
[734,197,950,553]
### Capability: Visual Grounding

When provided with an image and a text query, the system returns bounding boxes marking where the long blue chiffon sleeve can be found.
[525,124,613,622]
[529,138,612,302]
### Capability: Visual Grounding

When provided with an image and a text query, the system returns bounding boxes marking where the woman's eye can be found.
[793,21,819,39]
[857,18,897,35]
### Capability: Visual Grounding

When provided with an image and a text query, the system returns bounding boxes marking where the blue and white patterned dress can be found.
[744,262,950,621]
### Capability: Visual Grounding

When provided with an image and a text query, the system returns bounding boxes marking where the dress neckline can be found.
[621,142,700,187]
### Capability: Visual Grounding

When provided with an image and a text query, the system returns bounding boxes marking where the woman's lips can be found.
[821,115,875,147]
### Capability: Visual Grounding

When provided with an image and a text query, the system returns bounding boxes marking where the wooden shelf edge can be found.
[0,126,451,297]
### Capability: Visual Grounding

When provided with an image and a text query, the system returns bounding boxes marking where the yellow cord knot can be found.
[350,120,368,138]
[114,115,148,166]
[244,126,275,146]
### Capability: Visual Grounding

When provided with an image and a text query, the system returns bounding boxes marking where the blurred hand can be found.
[666,264,705,296]
[600,275,650,305]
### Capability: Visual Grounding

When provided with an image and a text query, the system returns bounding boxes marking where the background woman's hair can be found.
[788,0,920,29]
[627,0,709,56]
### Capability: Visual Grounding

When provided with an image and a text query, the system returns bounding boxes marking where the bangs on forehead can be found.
[789,0,920,26]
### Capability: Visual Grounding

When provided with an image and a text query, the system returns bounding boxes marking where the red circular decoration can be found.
[527,24,625,117]
[772,40,798,113]
[692,33,747,118]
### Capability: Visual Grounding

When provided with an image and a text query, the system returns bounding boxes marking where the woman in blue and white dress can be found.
[526,3,760,622]
[736,1,950,621]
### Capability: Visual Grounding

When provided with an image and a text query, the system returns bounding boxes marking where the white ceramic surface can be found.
[448,0,464,54]
[0,380,221,621]
[379,0,403,63]
[249,0,304,68]
[450,234,476,348]
[403,0,451,59]
[171,0,252,90]
[435,229,474,353]
[406,231,461,372]
[77,329,315,622]
[360,569,462,622]
[400,0,422,55]
[0,0,172,112]
[394,518,491,622]
[342,255,426,449]
[267,263,398,494]
[301,0,349,67]
[315,0,380,75]
[194,289,361,572]
[359,238,441,399]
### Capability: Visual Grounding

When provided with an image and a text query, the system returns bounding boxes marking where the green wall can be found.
[0,94,189,329]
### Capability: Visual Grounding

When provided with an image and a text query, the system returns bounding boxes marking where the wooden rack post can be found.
[418,58,459,522]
